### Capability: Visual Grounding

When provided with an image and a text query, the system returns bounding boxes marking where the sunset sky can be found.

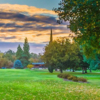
[0,0,72,54]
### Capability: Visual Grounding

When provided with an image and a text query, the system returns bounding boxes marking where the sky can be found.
[0,0,72,54]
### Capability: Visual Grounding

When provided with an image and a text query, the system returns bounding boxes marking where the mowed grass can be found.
[0,69,100,100]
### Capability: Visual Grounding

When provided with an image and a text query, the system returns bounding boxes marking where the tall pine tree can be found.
[22,38,30,67]
[16,45,23,60]
[49,28,53,43]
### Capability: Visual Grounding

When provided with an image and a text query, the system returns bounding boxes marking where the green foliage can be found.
[16,45,23,60]
[22,38,30,67]
[83,54,100,70]
[54,0,100,58]
[3,50,16,62]
[43,37,81,73]
[30,53,42,63]
[0,50,15,68]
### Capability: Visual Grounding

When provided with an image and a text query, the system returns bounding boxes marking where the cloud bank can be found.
[0,4,72,53]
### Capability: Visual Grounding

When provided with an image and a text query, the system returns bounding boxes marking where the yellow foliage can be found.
[27,64,34,69]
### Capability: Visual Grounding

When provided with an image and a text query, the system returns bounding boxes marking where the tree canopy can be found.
[42,38,81,73]
[54,0,100,58]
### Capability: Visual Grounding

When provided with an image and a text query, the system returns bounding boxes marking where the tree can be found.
[50,28,53,43]
[16,45,23,60]
[14,60,23,69]
[42,38,81,73]
[83,54,100,71]
[3,50,16,62]
[54,0,100,58]
[22,38,30,67]
[0,58,9,68]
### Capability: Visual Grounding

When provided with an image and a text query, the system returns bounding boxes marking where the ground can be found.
[0,69,100,100]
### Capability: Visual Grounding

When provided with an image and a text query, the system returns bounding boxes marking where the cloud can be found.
[0,4,73,53]
[0,4,56,16]
[0,36,16,40]
[0,12,57,25]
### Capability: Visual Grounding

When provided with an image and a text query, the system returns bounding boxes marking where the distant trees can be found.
[29,53,43,63]
[3,50,16,62]
[16,45,23,60]
[16,38,30,68]
[0,50,16,68]
[0,37,42,69]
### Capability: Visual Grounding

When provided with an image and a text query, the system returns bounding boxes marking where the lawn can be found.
[0,69,100,100]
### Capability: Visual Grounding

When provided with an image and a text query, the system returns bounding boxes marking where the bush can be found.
[67,76,74,80]
[57,73,63,78]
[62,73,71,79]
[13,60,23,69]
[78,77,87,82]
[72,77,78,82]
[27,64,33,69]
[57,73,70,79]
[57,73,87,83]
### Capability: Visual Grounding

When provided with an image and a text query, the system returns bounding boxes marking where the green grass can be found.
[0,69,100,100]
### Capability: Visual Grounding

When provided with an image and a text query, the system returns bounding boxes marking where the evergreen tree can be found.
[16,45,23,60]
[22,38,30,67]
[49,28,53,43]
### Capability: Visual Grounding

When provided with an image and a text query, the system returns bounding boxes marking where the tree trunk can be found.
[82,67,85,74]
[60,68,63,73]
[85,69,87,73]
[85,67,87,73]
[90,69,92,73]
[70,67,71,71]
[72,68,75,72]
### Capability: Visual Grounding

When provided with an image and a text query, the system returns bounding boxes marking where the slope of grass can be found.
[0,69,100,100]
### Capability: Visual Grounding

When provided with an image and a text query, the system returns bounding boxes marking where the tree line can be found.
[42,37,90,73]
[0,38,42,69]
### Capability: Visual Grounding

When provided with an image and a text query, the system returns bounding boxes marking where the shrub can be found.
[57,73,70,79]
[57,73,63,78]
[62,73,71,79]
[67,76,74,80]
[57,73,88,83]
[78,77,87,82]
[13,60,23,69]
[27,64,33,69]
[72,77,78,82]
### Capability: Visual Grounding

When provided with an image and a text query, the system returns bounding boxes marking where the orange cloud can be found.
[0,4,73,44]
[0,4,56,16]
